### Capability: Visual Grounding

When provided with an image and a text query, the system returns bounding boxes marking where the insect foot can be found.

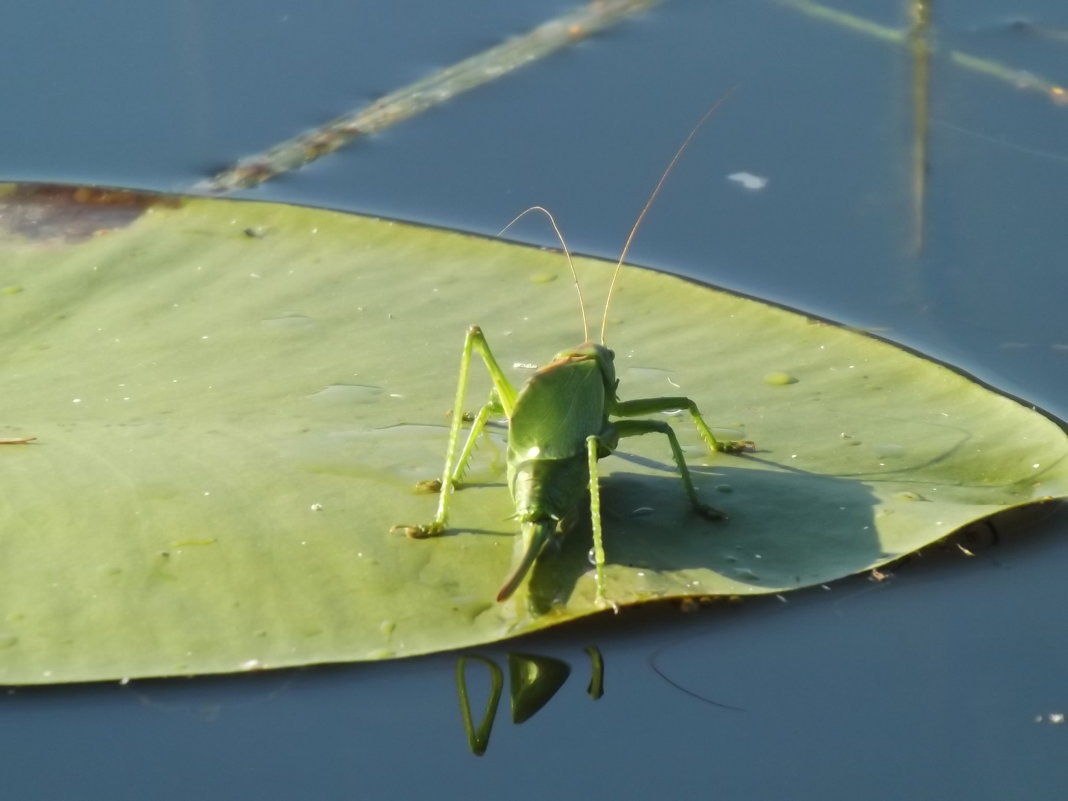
[695,502,728,521]
[415,478,443,493]
[596,595,621,614]
[717,439,755,454]
[444,409,477,423]
[390,522,446,539]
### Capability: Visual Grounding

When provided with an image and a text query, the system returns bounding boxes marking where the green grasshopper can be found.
[392,93,748,607]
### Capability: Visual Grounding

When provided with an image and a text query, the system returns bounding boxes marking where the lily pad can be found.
[0,184,1065,684]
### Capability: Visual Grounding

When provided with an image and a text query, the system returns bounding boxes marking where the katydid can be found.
[392,92,749,607]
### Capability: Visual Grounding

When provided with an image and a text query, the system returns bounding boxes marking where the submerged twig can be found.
[908,0,932,255]
[198,0,664,193]
[781,0,1068,104]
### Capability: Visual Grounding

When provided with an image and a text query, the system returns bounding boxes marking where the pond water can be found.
[2,0,1066,797]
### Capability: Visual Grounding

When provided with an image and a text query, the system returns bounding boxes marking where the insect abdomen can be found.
[509,455,589,524]
[497,455,589,601]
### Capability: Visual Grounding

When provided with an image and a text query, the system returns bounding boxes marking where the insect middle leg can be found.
[446,392,504,489]
[612,418,727,521]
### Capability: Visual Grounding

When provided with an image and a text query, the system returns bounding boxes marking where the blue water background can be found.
[1,1,1066,798]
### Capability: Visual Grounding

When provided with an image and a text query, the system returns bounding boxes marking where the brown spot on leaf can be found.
[0,184,181,244]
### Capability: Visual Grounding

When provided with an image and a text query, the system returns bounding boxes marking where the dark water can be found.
[3,0,1067,797]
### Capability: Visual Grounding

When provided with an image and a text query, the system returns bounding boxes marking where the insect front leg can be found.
[612,396,750,454]
[392,325,518,538]
[612,418,727,521]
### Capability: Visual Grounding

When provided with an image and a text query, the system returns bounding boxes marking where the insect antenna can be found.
[498,205,589,342]
[599,86,737,345]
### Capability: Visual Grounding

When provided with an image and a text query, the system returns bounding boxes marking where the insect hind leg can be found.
[392,325,517,538]
[586,434,615,610]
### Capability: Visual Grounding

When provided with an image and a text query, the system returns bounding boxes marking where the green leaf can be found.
[1,184,1065,684]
